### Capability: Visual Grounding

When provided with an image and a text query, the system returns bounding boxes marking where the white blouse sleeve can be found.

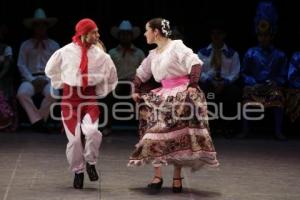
[136,53,153,83]
[175,41,203,73]
[45,50,63,89]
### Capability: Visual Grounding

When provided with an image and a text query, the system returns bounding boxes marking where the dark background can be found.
[1,0,300,59]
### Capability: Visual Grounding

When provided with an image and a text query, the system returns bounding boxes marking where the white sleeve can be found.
[176,41,203,73]
[106,57,118,93]
[197,51,210,82]
[226,52,240,82]
[136,54,152,83]
[95,56,118,97]
[17,43,34,82]
[45,50,63,89]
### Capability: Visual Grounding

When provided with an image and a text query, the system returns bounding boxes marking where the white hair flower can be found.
[161,19,172,37]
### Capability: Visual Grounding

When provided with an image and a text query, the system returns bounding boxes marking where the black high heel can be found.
[172,177,183,193]
[147,176,163,194]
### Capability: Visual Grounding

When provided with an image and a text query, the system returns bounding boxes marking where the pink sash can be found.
[161,75,190,89]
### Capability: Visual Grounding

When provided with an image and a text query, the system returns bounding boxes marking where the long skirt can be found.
[128,83,219,171]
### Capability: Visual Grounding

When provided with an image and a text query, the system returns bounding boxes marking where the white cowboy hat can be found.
[111,20,141,39]
[23,8,57,28]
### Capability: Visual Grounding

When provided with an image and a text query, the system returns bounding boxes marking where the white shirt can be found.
[109,45,145,80]
[17,38,60,81]
[197,44,240,83]
[45,42,118,97]
[136,40,202,83]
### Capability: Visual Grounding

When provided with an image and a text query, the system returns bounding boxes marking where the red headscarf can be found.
[72,18,97,89]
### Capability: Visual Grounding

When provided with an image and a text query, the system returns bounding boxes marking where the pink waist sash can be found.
[161,75,190,89]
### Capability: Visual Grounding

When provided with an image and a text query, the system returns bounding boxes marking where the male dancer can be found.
[45,18,118,189]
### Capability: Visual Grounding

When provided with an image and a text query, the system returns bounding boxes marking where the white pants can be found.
[63,114,102,173]
[17,82,58,124]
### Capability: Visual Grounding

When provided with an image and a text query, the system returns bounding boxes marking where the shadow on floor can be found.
[130,187,221,198]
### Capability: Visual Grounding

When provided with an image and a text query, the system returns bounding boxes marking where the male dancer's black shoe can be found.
[73,173,84,189]
[86,163,99,181]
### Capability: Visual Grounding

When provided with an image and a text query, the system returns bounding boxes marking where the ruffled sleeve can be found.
[174,40,203,73]
[136,53,153,83]
[95,55,118,97]
[45,50,63,89]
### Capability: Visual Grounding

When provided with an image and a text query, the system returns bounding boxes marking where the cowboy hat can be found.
[111,20,140,39]
[23,8,57,28]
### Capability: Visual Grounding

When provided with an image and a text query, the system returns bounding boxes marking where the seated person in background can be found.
[197,19,241,137]
[239,1,288,140]
[0,23,17,131]
[102,20,145,136]
[16,8,60,132]
[285,50,300,124]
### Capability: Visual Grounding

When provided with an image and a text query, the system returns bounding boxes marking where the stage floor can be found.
[0,131,299,200]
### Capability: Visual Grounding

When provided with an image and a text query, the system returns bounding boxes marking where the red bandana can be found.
[72,18,97,89]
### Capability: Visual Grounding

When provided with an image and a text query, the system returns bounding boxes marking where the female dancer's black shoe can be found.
[172,177,183,193]
[147,176,163,194]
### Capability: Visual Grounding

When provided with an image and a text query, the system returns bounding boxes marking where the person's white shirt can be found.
[109,44,145,81]
[197,43,240,83]
[17,38,59,82]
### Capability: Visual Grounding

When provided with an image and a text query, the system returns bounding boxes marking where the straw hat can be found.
[23,8,57,28]
[111,20,140,39]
